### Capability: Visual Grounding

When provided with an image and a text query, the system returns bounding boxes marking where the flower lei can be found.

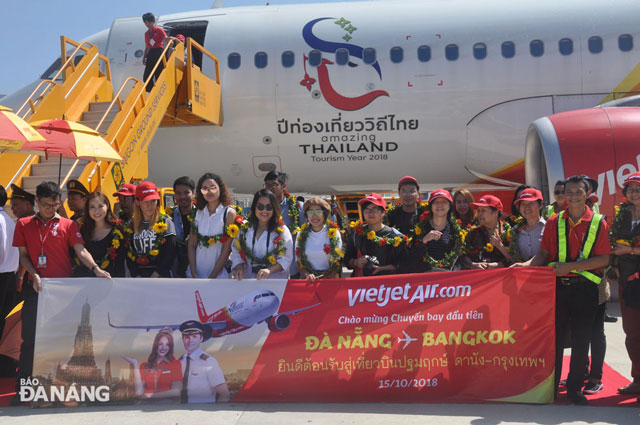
[235,218,288,267]
[464,221,511,259]
[610,202,640,248]
[75,227,125,269]
[349,221,411,247]
[283,190,301,234]
[506,221,526,262]
[125,213,169,266]
[190,205,243,248]
[384,199,429,243]
[420,214,465,269]
[296,220,344,277]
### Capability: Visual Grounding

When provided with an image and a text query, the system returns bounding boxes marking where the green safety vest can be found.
[544,205,556,218]
[553,210,604,284]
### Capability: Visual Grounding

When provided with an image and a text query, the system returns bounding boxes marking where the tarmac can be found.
[1,299,639,425]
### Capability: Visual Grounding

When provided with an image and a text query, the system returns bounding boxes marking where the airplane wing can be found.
[107,313,226,331]
[277,291,322,316]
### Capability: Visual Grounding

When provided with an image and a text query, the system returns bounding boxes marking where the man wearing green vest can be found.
[515,175,611,405]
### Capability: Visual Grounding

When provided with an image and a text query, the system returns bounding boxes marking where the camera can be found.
[363,255,380,274]
[252,263,267,274]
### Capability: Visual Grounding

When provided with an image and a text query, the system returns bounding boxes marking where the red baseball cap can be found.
[113,183,136,198]
[428,188,453,203]
[136,181,160,202]
[175,34,185,42]
[514,188,543,205]
[624,171,640,187]
[472,195,503,212]
[358,193,386,209]
[398,176,419,189]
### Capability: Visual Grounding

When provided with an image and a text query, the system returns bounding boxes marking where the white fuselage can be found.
[4,0,639,194]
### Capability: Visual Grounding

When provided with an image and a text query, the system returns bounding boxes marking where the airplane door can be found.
[105,17,147,92]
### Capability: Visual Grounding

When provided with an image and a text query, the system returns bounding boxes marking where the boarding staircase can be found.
[0,35,222,208]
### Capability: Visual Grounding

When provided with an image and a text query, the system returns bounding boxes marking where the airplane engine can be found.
[267,314,291,332]
[525,106,640,218]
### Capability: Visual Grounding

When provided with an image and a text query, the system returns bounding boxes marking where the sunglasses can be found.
[554,190,564,195]
[256,203,273,211]
[306,209,324,217]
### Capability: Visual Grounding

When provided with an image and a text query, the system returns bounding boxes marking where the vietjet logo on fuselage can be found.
[300,17,389,111]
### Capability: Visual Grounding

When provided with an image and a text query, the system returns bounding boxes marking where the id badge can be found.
[38,254,47,269]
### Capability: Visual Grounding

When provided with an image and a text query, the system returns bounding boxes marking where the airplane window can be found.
[390,47,403,63]
[417,45,431,62]
[619,34,633,52]
[254,295,261,301]
[309,49,322,66]
[262,292,271,297]
[362,48,377,65]
[501,41,515,58]
[558,38,573,56]
[588,36,603,54]
[255,52,268,69]
[282,51,295,67]
[40,55,85,80]
[473,43,487,60]
[530,40,544,57]
[445,44,459,61]
[335,48,349,65]
[228,53,241,70]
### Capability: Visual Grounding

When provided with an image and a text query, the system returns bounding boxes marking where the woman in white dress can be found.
[187,173,237,278]
[296,197,343,281]
[231,189,293,280]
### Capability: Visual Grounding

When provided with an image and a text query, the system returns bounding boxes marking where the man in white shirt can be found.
[0,185,19,335]
[178,320,230,404]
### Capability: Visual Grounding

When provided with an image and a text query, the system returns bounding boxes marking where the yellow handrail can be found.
[94,77,140,134]
[186,38,220,84]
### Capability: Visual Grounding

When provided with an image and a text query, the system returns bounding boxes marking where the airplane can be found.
[397,330,417,350]
[107,289,321,335]
[3,0,640,217]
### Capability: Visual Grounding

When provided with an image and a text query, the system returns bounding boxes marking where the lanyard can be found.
[38,218,56,255]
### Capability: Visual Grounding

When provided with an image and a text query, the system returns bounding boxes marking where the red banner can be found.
[236,267,556,403]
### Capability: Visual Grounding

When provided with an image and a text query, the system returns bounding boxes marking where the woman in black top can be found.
[73,191,126,277]
[126,182,177,278]
[413,189,463,272]
[462,195,511,269]
[345,193,407,277]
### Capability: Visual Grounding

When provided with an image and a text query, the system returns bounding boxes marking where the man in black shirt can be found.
[385,176,427,235]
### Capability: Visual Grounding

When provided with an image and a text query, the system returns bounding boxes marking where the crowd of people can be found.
[0,169,639,405]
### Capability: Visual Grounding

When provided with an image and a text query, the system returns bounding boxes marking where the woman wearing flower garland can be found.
[345,193,407,277]
[296,197,343,281]
[409,189,464,272]
[73,191,126,277]
[126,182,177,277]
[187,173,238,279]
[507,188,546,262]
[462,195,511,269]
[611,171,640,395]
[231,189,293,280]
[452,188,477,228]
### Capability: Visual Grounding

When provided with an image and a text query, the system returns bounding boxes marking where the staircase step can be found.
[40,157,81,165]
[88,102,113,112]
[81,109,119,123]
[78,119,115,134]
[30,163,85,177]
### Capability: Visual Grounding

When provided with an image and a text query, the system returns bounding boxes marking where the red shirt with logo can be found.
[13,214,84,278]
[540,206,611,262]
[140,359,182,394]
[145,26,167,49]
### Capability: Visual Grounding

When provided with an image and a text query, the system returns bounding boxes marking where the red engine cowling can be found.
[525,106,640,218]
[267,314,291,332]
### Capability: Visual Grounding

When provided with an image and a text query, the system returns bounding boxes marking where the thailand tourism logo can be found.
[301,17,389,111]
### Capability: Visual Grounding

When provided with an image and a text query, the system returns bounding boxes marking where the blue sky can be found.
[0,0,362,95]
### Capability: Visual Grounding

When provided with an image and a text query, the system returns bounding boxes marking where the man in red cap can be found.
[345,193,405,277]
[462,195,511,269]
[518,175,611,405]
[113,183,136,223]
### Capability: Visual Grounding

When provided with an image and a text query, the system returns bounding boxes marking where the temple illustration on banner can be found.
[35,299,137,404]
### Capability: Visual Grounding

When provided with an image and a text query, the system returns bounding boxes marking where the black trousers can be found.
[554,277,599,395]
[0,271,17,335]
[16,282,37,384]
[587,302,606,381]
[143,48,164,92]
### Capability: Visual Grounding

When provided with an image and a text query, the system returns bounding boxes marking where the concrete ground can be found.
[1,301,638,425]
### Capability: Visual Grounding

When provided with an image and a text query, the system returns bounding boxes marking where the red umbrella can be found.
[0,105,45,150]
